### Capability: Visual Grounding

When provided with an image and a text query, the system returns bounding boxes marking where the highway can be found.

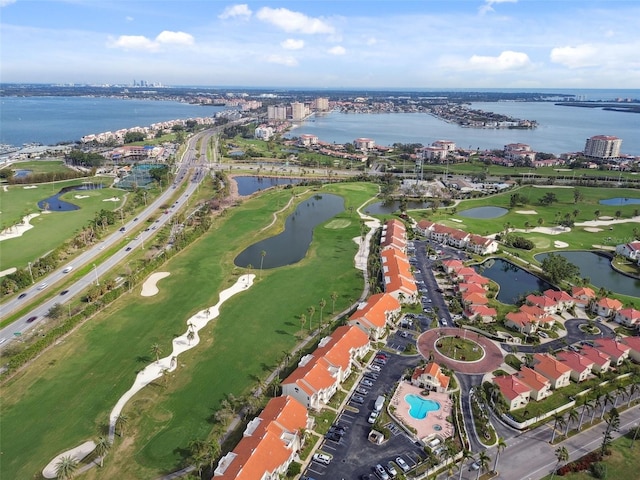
[0,127,220,349]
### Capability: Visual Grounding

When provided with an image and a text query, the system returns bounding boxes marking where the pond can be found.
[234,175,303,196]
[234,193,344,269]
[535,251,640,297]
[37,183,104,212]
[459,206,508,219]
[599,197,640,206]
[364,200,431,215]
[474,258,554,304]
[14,169,32,178]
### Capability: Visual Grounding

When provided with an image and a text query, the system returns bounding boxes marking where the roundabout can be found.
[417,327,504,374]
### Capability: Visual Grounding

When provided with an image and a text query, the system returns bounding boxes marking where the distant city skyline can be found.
[1,1,639,89]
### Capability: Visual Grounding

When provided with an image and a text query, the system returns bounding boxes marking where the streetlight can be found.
[93,264,100,286]
[631,422,639,449]
[27,262,34,284]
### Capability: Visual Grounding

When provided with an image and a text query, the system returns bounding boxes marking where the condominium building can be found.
[584,135,622,159]
[290,102,307,121]
[267,105,287,121]
[315,97,329,111]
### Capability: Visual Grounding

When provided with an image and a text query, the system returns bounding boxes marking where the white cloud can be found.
[0,0,17,6]
[125,16,134,22]
[281,38,304,50]
[468,50,531,70]
[256,7,334,34]
[328,45,346,56]
[550,44,598,68]
[365,37,377,46]
[156,31,194,46]
[265,54,298,66]
[218,4,252,20]
[107,31,194,52]
[107,35,159,52]
[479,0,517,15]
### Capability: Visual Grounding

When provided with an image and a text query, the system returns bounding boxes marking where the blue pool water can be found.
[405,394,441,420]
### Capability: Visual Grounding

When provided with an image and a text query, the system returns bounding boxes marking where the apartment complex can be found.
[584,135,622,159]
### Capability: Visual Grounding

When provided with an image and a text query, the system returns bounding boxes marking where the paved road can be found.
[0,126,224,349]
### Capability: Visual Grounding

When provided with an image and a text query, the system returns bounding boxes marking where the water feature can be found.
[535,251,640,297]
[474,258,554,304]
[234,176,303,196]
[405,394,440,420]
[599,197,640,206]
[234,193,344,269]
[14,169,32,178]
[364,200,431,215]
[459,206,508,219]
[37,183,104,211]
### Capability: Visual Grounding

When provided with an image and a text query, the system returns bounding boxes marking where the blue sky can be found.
[1,0,639,88]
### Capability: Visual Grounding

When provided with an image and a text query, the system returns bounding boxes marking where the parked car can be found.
[386,461,398,477]
[313,453,331,465]
[395,457,410,472]
[364,372,379,380]
[375,464,390,480]
[362,379,374,387]
[370,364,381,372]
[539,331,549,338]
[368,411,379,424]
[356,387,369,395]
[325,432,342,442]
[470,461,481,471]
[352,395,365,404]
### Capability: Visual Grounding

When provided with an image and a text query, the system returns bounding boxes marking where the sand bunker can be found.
[141,272,170,297]
[599,216,614,221]
[512,225,570,236]
[584,227,603,233]
[450,218,463,223]
[0,213,40,242]
[554,241,569,248]
[516,210,538,215]
[23,185,38,189]
[0,267,17,277]
[103,197,120,202]
[74,194,90,199]
[42,440,96,479]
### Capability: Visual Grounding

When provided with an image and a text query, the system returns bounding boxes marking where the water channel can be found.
[233,176,303,196]
[474,258,554,304]
[234,193,344,269]
[37,183,104,211]
[535,251,640,297]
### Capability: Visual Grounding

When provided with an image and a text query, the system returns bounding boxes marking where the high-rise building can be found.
[290,102,306,121]
[267,105,287,121]
[584,135,622,159]
[316,97,329,111]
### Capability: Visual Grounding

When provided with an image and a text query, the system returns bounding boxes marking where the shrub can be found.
[590,462,607,479]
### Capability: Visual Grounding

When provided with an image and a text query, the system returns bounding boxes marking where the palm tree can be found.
[94,436,111,467]
[307,306,315,331]
[259,250,266,278]
[116,413,128,437]
[299,313,306,336]
[564,408,578,436]
[150,343,162,362]
[627,382,639,407]
[613,384,627,408]
[475,450,490,480]
[550,446,569,480]
[492,437,507,473]
[187,330,195,345]
[591,395,602,424]
[331,291,338,313]
[55,455,78,480]
[550,413,565,443]
[207,437,221,470]
[578,397,594,431]
[188,439,208,476]
[458,449,473,480]
[319,298,327,327]
[600,391,614,420]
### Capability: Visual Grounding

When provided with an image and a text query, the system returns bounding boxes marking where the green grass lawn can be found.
[1,159,76,176]
[0,181,377,479]
[0,179,125,268]
[541,431,640,480]
[435,336,484,361]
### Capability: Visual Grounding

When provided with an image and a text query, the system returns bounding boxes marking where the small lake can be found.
[364,200,430,215]
[599,197,640,206]
[38,183,104,211]
[14,169,32,178]
[234,193,344,269]
[234,176,303,196]
[535,251,640,297]
[474,258,554,304]
[459,206,508,219]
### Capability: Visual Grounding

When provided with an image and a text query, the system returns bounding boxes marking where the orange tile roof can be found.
[505,311,537,328]
[571,286,595,299]
[461,274,490,285]
[580,346,610,367]
[350,293,400,328]
[462,292,488,305]
[556,350,594,373]
[594,338,630,358]
[215,396,307,479]
[597,297,623,310]
[458,283,486,294]
[526,294,558,308]
[533,353,572,380]
[494,375,530,401]
[517,366,550,391]
[621,336,640,353]
[412,362,450,389]
[466,304,497,317]
[543,289,574,303]
[316,325,369,370]
[520,304,545,318]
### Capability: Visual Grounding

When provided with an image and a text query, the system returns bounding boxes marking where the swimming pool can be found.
[405,394,441,420]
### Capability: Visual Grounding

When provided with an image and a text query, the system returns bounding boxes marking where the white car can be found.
[368,411,379,424]
[386,461,398,477]
[37,283,48,290]
[370,364,381,372]
[395,457,410,472]
[375,464,390,480]
[313,452,331,465]
[63,266,74,273]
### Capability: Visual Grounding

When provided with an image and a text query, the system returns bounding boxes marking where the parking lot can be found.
[303,352,426,479]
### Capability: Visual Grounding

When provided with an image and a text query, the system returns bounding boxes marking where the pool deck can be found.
[390,381,454,443]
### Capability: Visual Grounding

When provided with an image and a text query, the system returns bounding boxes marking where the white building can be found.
[584,135,622,159]
[254,126,274,141]
[290,102,307,121]
[354,138,375,151]
[267,105,287,121]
